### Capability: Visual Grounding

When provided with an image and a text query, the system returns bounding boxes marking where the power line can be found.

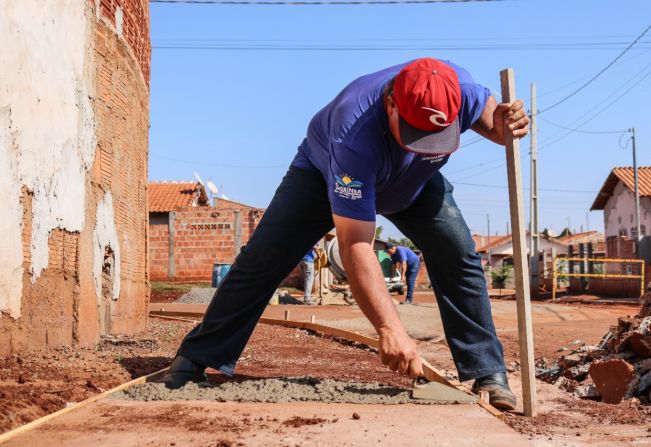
[151,0,506,4]
[451,181,597,194]
[537,116,627,135]
[152,42,651,51]
[538,66,651,150]
[151,154,288,168]
[538,24,651,114]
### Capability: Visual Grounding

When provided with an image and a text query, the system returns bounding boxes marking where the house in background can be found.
[591,167,651,258]
[475,233,569,269]
[589,167,651,296]
[148,181,263,282]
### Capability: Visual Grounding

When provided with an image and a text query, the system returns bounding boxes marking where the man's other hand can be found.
[378,327,423,379]
[471,96,530,145]
[493,99,529,141]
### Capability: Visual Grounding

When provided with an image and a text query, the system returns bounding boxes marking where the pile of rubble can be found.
[537,292,651,404]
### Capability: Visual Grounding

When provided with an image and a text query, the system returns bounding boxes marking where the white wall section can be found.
[93,192,121,302]
[0,107,24,318]
[0,0,96,318]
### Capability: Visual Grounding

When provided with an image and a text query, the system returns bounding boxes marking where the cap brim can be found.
[398,116,460,155]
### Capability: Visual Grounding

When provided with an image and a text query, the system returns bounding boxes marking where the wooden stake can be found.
[284,310,290,321]
[310,315,316,323]
[500,68,537,417]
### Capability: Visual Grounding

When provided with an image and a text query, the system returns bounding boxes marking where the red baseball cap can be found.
[392,58,462,155]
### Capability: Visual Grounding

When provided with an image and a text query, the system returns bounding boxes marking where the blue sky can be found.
[149,0,651,239]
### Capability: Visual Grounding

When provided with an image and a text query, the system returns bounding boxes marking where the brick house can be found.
[590,167,651,296]
[148,181,263,282]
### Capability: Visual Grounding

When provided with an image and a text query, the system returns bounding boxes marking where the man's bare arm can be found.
[333,214,423,378]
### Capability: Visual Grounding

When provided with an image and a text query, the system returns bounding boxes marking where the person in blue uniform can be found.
[385,244,420,304]
[160,58,529,410]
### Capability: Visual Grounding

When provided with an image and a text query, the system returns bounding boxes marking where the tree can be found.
[387,236,417,251]
[375,225,384,240]
[490,265,513,289]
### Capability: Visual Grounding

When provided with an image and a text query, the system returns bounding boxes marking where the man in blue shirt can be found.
[161,58,529,410]
[385,244,420,305]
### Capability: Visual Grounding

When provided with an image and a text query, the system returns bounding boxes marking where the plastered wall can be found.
[0,0,150,354]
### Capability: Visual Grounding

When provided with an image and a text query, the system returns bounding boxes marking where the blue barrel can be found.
[212,263,231,288]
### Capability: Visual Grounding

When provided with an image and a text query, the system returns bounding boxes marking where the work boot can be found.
[471,372,517,411]
[158,355,207,390]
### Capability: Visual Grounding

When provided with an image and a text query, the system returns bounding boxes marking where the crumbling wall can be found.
[0,0,150,354]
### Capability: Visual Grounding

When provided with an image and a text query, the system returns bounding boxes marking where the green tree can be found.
[375,225,384,240]
[490,265,513,289]
[387,236,417,251]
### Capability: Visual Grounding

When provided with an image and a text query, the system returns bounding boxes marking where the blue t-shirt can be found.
[391,246,420,268]
[302,249,316,263]
[291,59,490,221]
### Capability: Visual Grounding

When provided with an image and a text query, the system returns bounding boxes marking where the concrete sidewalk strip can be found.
[2,400,534,447]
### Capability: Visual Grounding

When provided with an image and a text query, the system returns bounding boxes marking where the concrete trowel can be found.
[411,377,478,404]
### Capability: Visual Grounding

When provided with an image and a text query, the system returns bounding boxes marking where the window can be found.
[619,228,628,237]
[618,216,622,224]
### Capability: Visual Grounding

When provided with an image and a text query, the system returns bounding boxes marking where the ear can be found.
[385,94,398,116]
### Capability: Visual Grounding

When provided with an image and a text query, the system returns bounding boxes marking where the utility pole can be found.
[529,83,540,295]
[487,214,492,269]
[631,128,642,246]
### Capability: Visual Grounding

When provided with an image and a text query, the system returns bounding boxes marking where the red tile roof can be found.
[148,182,208,212]
[476,234,512,253]
[591,167,651,210]
[557,231,604,244]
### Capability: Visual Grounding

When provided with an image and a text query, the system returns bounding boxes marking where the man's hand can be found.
[378,327,423,379]
[492,99,529,143]
[471,96,530,145]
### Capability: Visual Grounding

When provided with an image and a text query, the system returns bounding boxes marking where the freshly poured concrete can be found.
[112,377,423,405]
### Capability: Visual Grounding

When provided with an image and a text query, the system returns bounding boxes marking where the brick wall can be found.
[149,206,263,282]
[97,0,150,86]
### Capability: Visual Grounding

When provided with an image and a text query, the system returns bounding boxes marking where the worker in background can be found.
[301,245,319,305]
[385,243,420,305]
[159,57,529,411]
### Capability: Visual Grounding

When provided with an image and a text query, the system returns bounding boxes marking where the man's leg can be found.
[303,261,315,304]
[404,262,419,303]
[384,172,505,382]
[176,166,334,376]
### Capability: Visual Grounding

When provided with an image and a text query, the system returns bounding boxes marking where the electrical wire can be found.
[537,116,627,135]
[538,24,651,114]
[451,181,597,194]
[151,154,288,168]
[151,0,507,4]
[538,66,651,150]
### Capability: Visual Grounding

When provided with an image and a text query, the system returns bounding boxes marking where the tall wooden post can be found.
[500,68,537,417]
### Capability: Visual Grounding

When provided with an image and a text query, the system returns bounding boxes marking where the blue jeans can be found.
[404,260,420,303]
[178,167,506,381]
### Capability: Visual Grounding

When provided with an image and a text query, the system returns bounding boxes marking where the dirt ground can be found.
[2,291,651,446]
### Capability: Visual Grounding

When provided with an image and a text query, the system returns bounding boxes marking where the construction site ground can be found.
[2,291,650,446]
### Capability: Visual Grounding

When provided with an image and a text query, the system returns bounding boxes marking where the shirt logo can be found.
[421,154,446,164]
[334,174,363,200]
[422,107,450,127]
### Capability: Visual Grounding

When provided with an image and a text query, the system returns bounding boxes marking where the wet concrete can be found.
[112,377,430,405]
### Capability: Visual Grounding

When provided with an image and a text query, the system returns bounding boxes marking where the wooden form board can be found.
[500,68,537,417]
